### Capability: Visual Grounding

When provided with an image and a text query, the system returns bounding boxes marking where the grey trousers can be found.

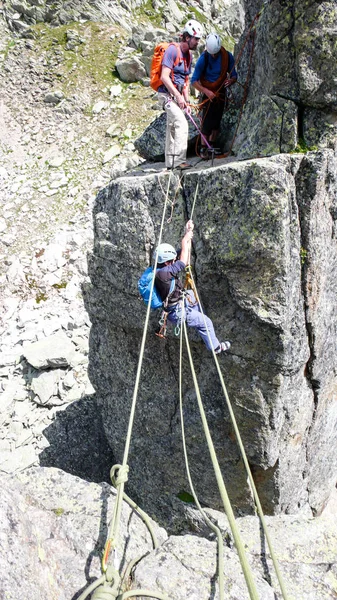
[158,93,188,168]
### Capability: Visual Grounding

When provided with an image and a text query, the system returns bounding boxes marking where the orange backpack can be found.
[150,42,191,91]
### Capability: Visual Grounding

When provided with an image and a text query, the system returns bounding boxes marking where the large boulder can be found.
[135,508,337,599]
[231,0,337,157]
[84,149,337,525]
[115,54,147,83]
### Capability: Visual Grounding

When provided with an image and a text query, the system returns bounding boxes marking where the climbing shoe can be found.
[215,341,231,354]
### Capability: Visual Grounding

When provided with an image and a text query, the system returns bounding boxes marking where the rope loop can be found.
[110,464,129,488]
[92,588,117,600]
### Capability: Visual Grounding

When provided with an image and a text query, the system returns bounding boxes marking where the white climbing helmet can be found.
[183,19,204,39]
[155,243,177,264]
[206,33,221,54]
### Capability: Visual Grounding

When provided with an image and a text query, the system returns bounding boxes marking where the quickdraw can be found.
[155,311,168,339]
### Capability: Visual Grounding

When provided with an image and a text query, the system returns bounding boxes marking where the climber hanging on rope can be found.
[155,220,231,354]
[191,33,237,159]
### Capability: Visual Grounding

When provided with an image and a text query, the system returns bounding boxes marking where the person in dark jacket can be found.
[191,33,237,158]
[155,220,230,353]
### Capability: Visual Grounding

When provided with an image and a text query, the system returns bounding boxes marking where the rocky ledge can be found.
[1,467,336,599]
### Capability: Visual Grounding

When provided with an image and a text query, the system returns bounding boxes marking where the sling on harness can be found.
[199,47,230,93]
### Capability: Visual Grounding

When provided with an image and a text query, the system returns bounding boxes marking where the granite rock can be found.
[84,149,337,524]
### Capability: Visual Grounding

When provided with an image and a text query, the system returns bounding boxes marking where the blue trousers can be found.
[167,292,220,351]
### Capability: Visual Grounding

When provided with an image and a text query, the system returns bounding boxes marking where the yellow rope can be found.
[190,178,199,221]
[178,300,225,600]
[189,268,289,600]
[183,174,288,598]
[183,319,260,600]
[104,169,174,569]
[79,170,176,600]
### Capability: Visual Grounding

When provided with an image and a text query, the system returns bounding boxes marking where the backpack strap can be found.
[163,278,175,309]
[170,43,191,88]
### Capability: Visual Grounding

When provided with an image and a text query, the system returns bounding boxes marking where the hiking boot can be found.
[176,161,192,170]
[215,341,231,354]
[200,147,210,160]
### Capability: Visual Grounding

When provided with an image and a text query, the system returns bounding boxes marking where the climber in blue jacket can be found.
[155,220,231,354]
[191,33,237,157]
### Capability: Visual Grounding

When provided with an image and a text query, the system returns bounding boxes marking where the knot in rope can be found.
[92,566,120,600]
[110,464,129,488]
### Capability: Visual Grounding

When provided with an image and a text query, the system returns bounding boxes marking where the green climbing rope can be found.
[178,300,225,600]
[183,319,260,600]
[188,267,289,600]
[78,169,177,600]
[102,169,175,570]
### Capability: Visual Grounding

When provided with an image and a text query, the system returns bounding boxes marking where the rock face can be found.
[134,508,337,600]
[233,0,337,157]
[2,467,336,600]
[84,148,337,524]
[0,467,167,600]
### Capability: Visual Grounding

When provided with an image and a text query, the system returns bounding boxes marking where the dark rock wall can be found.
[232,0,337,157]
[84,148,337,524]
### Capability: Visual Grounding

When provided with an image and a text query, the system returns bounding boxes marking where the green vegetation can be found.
[31,21,124,94]
[36,291,48,303]
[52,507,65,516]
[52,281,68,289]
[134,0,163,27]
[25,274,48,303]
[177,490,195,504]
[185,6,209,25]
[0,39,16,60]
[300,247,308,265]
[291,138,318,154]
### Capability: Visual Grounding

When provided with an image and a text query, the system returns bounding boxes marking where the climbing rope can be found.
[178,299,225,600]
[78,170,179,600]
[181,314,260,600]
[190,179,199,221]
[186,264,290,600]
